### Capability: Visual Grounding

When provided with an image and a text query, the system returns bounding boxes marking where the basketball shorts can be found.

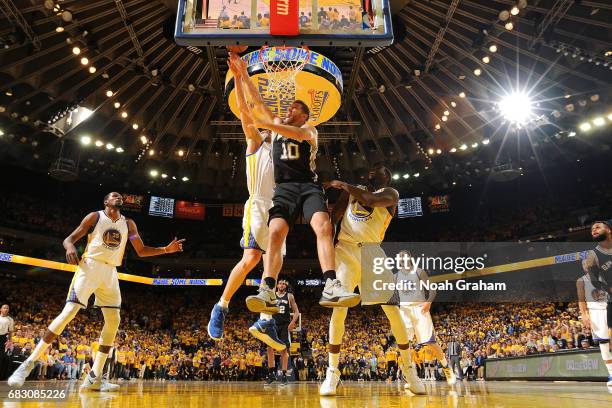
[399,305,436,345]
[275,322,292,349]
[66,257,121,308]
[336,241,396,305]
[588,307,609,341]
[268,182,327,227]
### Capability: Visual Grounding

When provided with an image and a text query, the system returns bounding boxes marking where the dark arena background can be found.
[0,0,611,407]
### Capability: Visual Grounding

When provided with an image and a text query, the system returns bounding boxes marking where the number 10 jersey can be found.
[272,126,318,183]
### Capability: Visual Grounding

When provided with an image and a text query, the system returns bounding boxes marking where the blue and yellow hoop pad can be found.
[225,47,343,125]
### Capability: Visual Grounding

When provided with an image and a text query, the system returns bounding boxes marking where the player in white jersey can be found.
[207,53,285,350]
[8,192,185,391]
[577,221,612,388]
[319,163,425,396]
[395,250,457,386]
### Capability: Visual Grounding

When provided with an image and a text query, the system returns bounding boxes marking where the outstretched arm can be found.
[63,212,99,265]
[127,219,185,257]
[229,53,276,123]
[249,120,316,142]
[229,55,262,144]
[324,181,399,208]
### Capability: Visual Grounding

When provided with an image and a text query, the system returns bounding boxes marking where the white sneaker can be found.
[246,285,279,313]
[319,279,360,308]
[80,372,120,392]
[442,367,456,386]
[7,359,36,387]
[402,364,426,395]
[319,367,341,396]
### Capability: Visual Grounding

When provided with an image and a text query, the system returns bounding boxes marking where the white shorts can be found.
[241,196,286,255]
[399,305,436,345]
[336,240,401,305]
[66,257,121,308]
[588,307,609,341]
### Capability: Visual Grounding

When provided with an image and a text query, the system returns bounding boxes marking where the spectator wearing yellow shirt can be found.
[385,348,398,380]
[75,338,89,379]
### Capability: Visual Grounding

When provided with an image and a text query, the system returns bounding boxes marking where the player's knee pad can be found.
[381,305,408,345]
[599,342,612,360]
[100,308,121,346]
[329,307,348,345]
[48,302,81,335]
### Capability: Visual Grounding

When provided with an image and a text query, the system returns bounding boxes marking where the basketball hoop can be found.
[257,46,311,102]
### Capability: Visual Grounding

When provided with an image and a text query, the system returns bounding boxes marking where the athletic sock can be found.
[606,362,612,376]
[92,351,109,377]
[329,352,339,370]
[260,313,273,320]
[27,340,50,362]
[218,298,229,308]
[264,277,276,290]
[323,270,336,282]
[399,349,411,368]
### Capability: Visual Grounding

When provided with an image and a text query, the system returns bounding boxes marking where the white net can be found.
[258,47,311,101]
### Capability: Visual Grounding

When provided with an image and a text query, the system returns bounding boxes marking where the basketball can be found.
[3,0,612,407]
[227,45,249,54]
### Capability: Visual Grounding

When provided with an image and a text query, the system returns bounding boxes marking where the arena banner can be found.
[358,242,604,304]
[486,350,609,379]
[175,200,206,220]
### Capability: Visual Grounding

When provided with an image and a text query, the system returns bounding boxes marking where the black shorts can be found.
[276,322,292,349]
[269,182,328,227]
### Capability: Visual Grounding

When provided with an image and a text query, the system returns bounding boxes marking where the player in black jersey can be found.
[263,280,300,386]
[580,220,612,388]
[228,54,359,322]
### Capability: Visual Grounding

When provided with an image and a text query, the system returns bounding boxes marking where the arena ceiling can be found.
[0,0,610,200]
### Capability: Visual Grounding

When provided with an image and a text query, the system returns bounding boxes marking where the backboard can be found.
[174,0,393,47]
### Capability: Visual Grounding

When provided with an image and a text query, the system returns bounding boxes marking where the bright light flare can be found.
[499,92,534,124]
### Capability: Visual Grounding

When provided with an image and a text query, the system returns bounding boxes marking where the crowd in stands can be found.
[0,277,601,384]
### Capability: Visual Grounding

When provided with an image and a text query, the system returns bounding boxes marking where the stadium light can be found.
[106,90,113,97]
[443,110,450,116]
[392,174,400,180]
[72,46,81,55]
[116,147,124,153]
[607,112,612,121]
[568,131,576,137]
[450,147,457,153]
[592,117,605,126]
[413,173,420,178]
[140,135,148,144]
[80,57,88,65]
[499,92,534,124]
[182,176,189,182]
[80,135,91,145]
[579,122,591,132]
[148,149,155,156]
[472,142,479,148]
[106,143,114,150]
[114,102,120,109]
[459,92,466,98]
[474,68,482,76]
[95,140,103,147]
[510,6,519,15]
[161,173,168,179]
[402,174,410,179]
[505,22,513,31]
[482,139,490,145]
[150,170,158,177]
[132,123,139,130]
[442,116,448,122]
[121,111,128,118]
[489,44,498,53]
[450,101,457,107]
[428,148,434,155]
[88,66,96,74]
[460,144,468,150]
[482,56,490,63]
[177,149,185,157]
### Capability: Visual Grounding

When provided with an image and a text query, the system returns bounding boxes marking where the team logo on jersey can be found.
[102,229,122,249]
[349,199,373,220]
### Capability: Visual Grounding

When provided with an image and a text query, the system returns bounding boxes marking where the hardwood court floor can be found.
[4,380,612,408]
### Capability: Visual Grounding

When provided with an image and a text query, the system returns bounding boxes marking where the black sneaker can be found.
[265,374,276,385]
[280,373,288,386]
